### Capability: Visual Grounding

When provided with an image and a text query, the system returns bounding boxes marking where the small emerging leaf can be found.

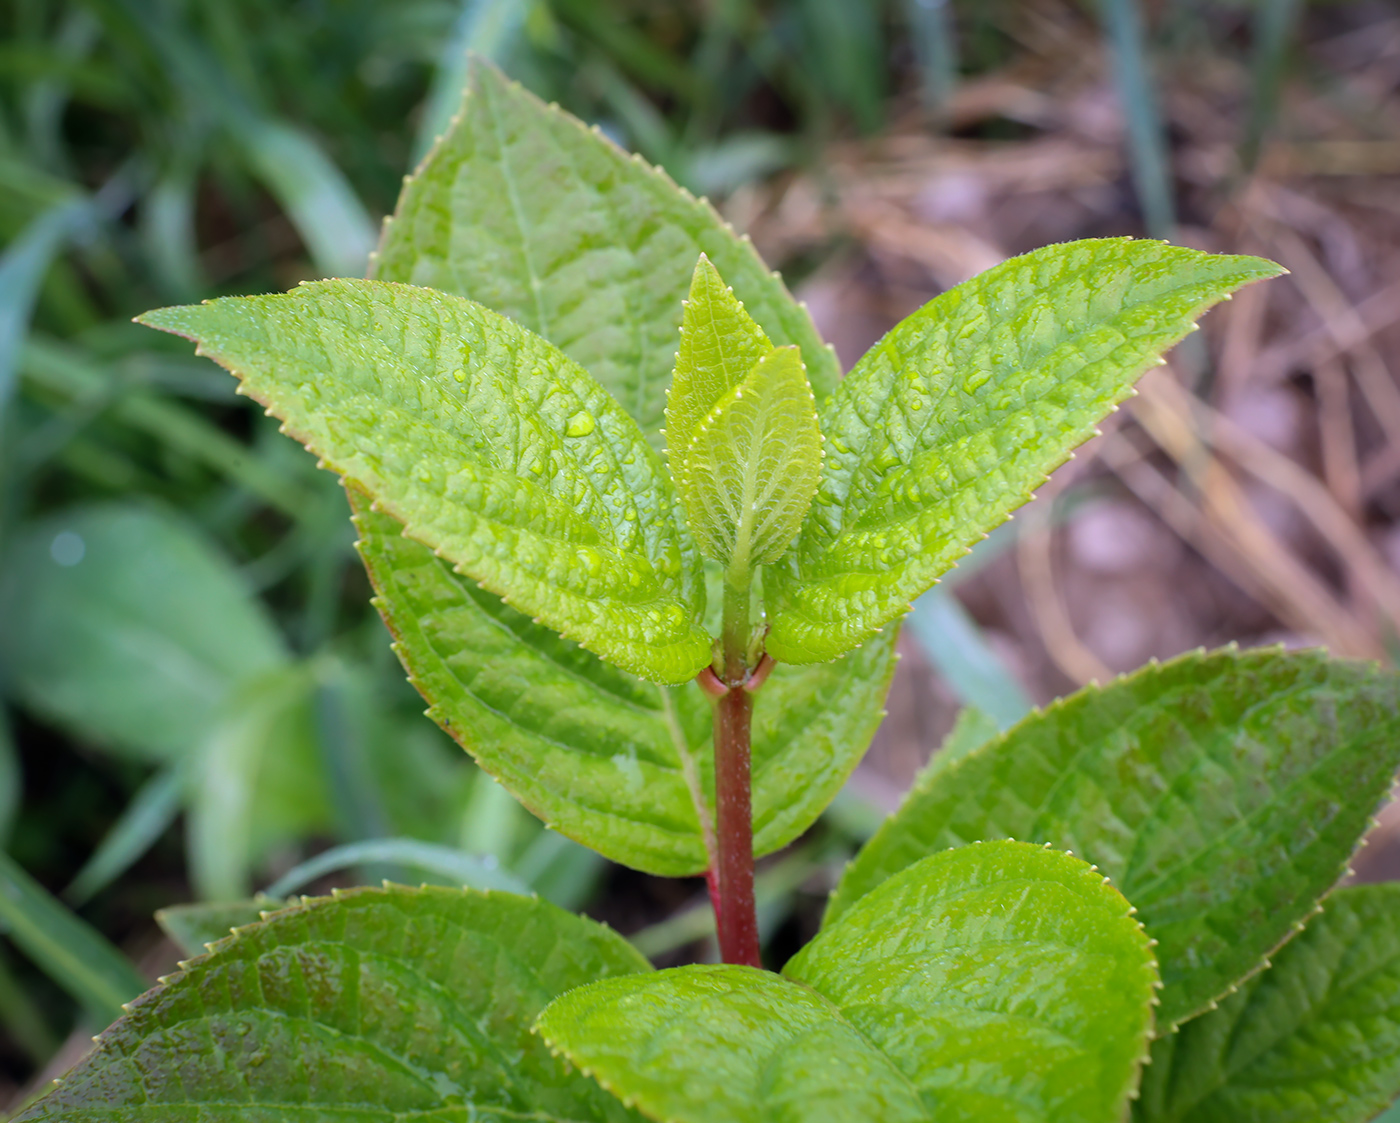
[830,646,1400,1028]
[138,279,711,684]
[1135,884,1400,1123]
[765,239,1283,664]
[678,344,822,569]
[16,886,650,1122]
[539,841,1158,1122]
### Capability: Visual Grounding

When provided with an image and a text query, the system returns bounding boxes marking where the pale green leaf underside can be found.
[765,239,1283,664]
[830,647,1400,1029]
[539,841,1157,1123]
[138,279,711,685]
[1134,883,1400,1123]
[15,886,651,1122]
[679,345,822,567]
[352,489,897,877]
[666,253,772,473]
[373,61,839,441]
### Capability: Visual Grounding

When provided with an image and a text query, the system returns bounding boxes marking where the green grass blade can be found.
[905,589,1032,729]
[64,763,186,906]
[0,851,146,1029]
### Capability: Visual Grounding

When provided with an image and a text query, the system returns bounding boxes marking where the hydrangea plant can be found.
[20,63,1400,1123]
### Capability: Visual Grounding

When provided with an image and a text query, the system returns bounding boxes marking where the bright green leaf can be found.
[666,253,772,475]
[539,841,1157,1122]
[676,345,822,570]
[829,647,1400,1028]
[15,886,650,1122]
[138,279,711,684]
[0,503,288,763]
[1135,883,1400,1123]
[765,239,1283,664]
[373,60,839,440]
[351,487,896,876]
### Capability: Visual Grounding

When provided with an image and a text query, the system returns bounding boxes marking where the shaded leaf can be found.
[1134,883,1400,1123]
[139,279,711,684]
[539,840,1157,1122]
[352,487,896,876]
[0,504,287,763]
[830,647,1400,1028]
[373,60,839,441]
[16,886,649,1122]
[765,240,1283,664]
[155,897,286,958]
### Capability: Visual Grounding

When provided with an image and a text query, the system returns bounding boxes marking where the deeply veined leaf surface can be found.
[374,61,839,440]
[765,239,1283,664]
[830,647,1400,1028]
[138,279,711,684]
[15,886,650,1122]
[539,841,1157,1123]
[678,345,822,568]
[352,489,896,876]
[1134,884,1400,1123]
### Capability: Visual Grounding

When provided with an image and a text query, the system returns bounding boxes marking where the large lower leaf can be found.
[373,61,839,440]
[829,647,1400,1028]
[139,279,710,684]
[1134,883,1400,1123]
[0,504,287,763]
[352,487,896,876]
[16,886,649,1122]
[539,840,1158,1122]
[765,239,1282,664]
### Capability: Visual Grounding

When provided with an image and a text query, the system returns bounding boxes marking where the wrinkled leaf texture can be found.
[830,647,1400,1028]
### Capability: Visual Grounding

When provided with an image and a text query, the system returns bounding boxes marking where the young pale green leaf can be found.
[677,345,823,568]
[1134,883,1400,1123]
[539,841,1157,1122]
[0,504,287,763]
[138,279,711,685]
[373,61,839,440]
[829,647,1400,1029]
[351,488,896,876]
[666,253,772,466]
[764,239,1283,664]
[15,886,650,1123]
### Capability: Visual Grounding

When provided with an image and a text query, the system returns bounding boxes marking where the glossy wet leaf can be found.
[352,487,895,876]
[764,240,1283,664]
[0,504,287,763]
[1134,883,1400,1123]
[373,60,839,441]
[830,647,1400,1028]
[539,840,1157,1123]
[139,279,711,684]
[677,345,822,569]
[15,886,650,1122]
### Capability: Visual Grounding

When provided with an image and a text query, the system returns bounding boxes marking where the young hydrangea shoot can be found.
[21,61,1400,1123]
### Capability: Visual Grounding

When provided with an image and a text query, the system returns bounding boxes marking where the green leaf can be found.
[539,840,1157,1122]
[261,838,531,899]
[764,239,1283,664]
[0,503,287,763]
[351,487,896,876]
[1134,883,1400,1123]
[16,886,649,1122]
[666,253,772,475]
[0,851,146,1030]
[138,278,711,685]
[372,60,839,441]
[675,344,823,570]
[829,647,1400,1028]
[155,897,286,958]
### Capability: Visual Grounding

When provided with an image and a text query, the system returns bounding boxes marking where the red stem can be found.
[712,682,759,967]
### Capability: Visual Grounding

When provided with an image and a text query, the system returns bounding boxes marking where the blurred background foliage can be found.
[1,0,1399,1105]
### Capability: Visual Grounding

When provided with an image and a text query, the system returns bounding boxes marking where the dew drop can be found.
[453,369,466,383]
[565,411,596,438]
